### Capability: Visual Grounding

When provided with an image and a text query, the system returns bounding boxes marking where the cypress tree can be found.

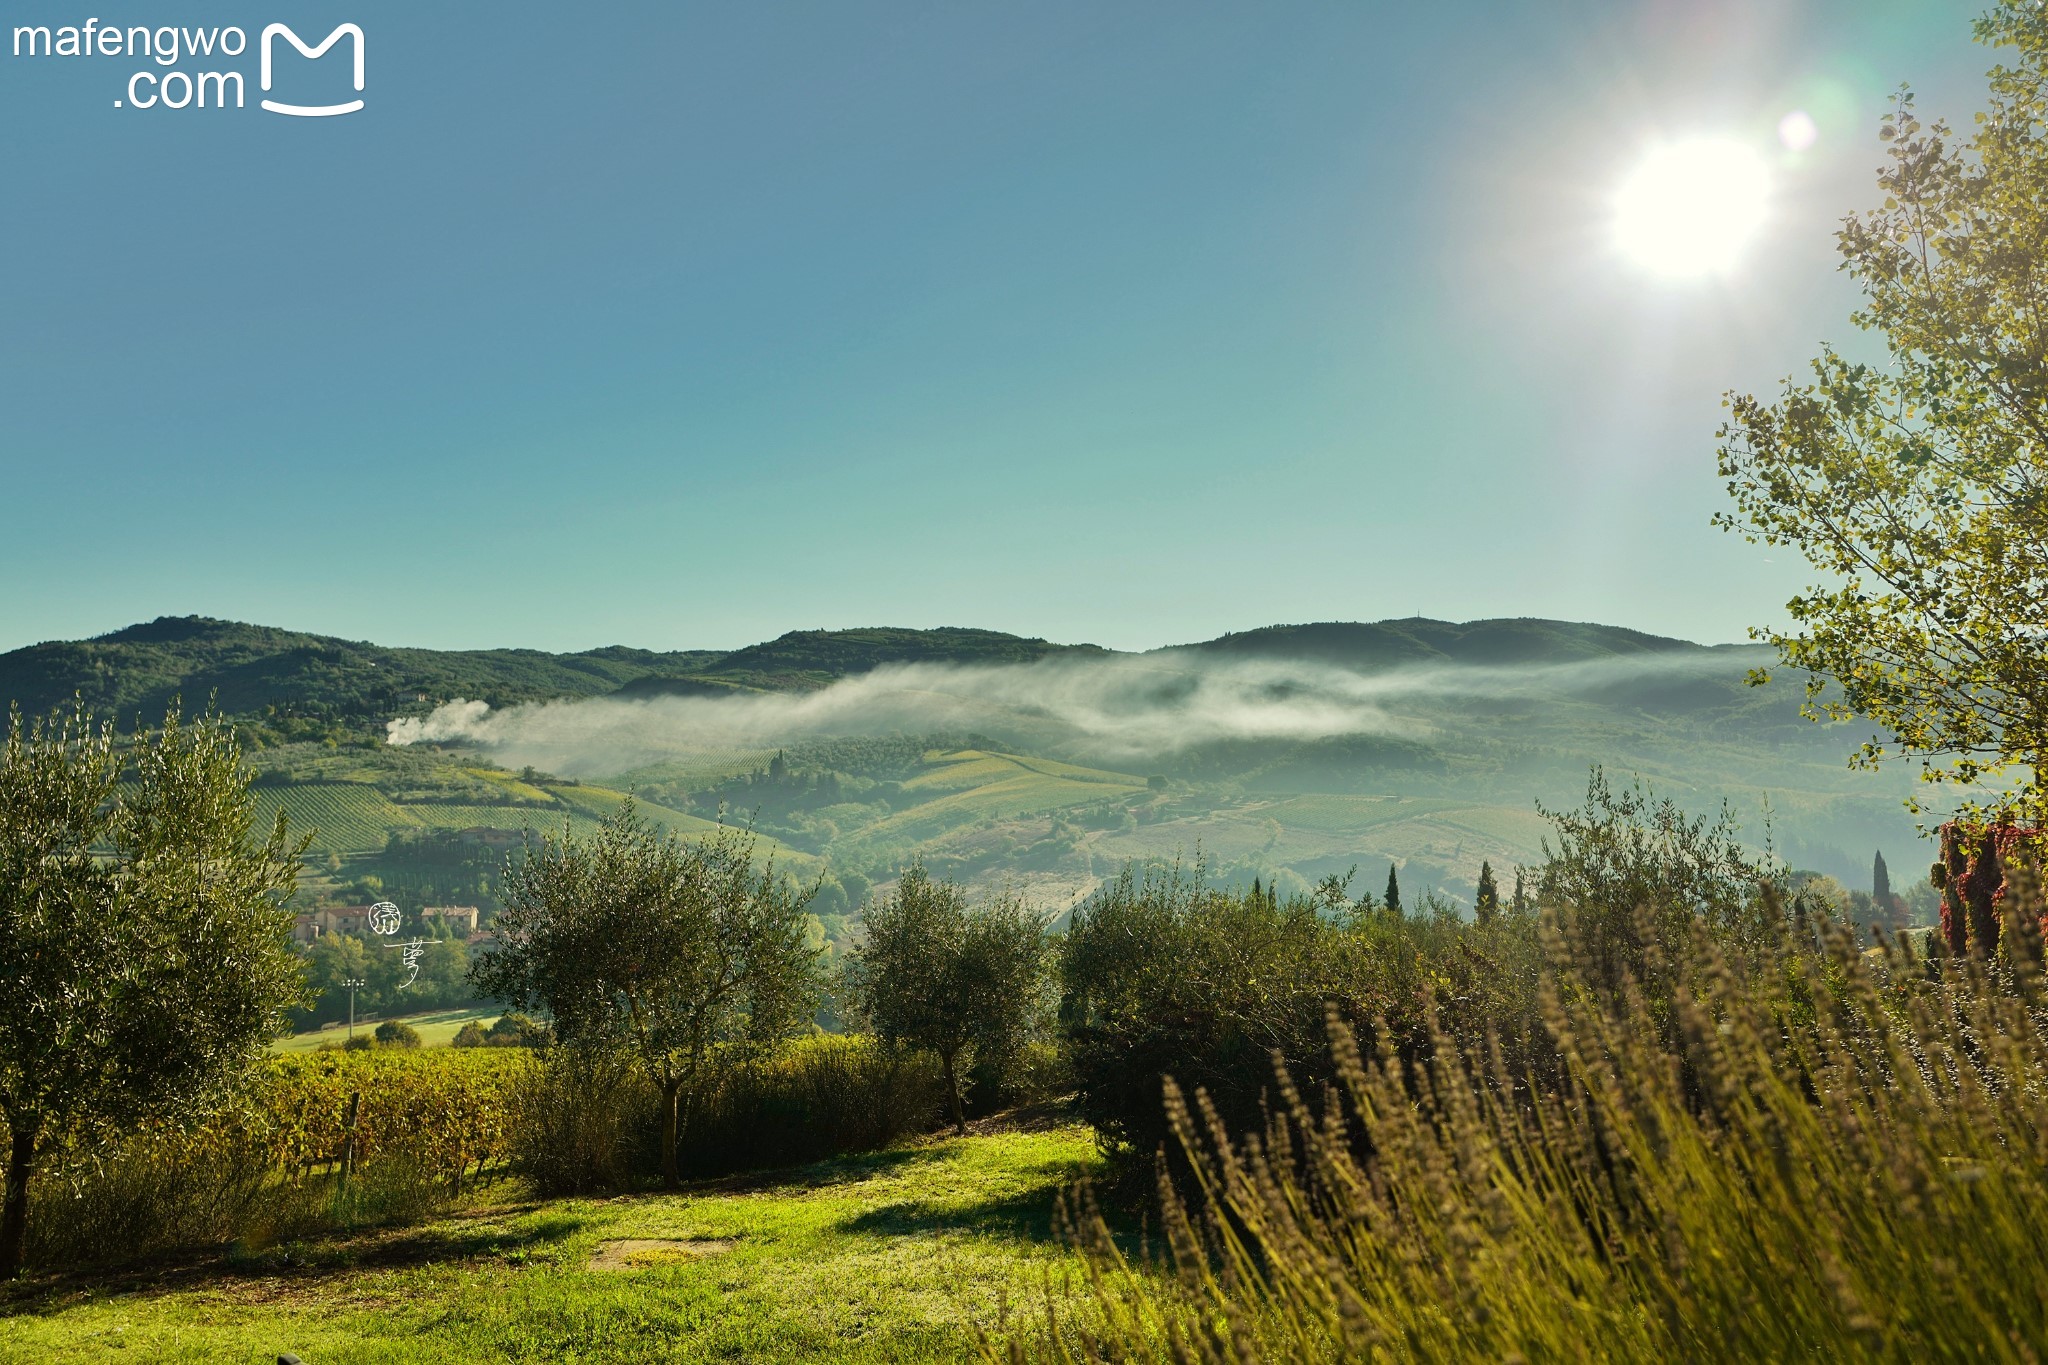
[1385,863,1402,915]
[1475,860,1499,924]
[1511,867,1530,915]
[1873,850,1893,908]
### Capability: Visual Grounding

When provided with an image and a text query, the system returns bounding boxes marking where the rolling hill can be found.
[0,615,1941,912]
[0,617,1102,725]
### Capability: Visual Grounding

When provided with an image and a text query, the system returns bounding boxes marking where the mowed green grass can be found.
[0,1125,1107,1364]
[271,1007,503,1054]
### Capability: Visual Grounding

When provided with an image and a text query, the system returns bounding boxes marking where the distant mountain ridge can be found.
[0,614,1726,726]
[1165,618,1724,671]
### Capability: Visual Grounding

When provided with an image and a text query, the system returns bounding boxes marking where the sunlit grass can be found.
[0,1125,1107,1363]
[270,1007,504,1053]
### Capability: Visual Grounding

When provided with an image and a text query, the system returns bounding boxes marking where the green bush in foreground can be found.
[682,1033,950,1176]
[1042,898,2048,1362]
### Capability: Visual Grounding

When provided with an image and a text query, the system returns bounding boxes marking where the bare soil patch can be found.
[588,1237,738,1271]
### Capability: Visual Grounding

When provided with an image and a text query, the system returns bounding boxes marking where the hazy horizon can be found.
[4,608,1766,659]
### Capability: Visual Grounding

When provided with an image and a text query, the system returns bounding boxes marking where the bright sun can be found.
[1612,137,1771,280]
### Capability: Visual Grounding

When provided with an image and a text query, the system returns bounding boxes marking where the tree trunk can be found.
[1,1121,37,1280]
[660,1081,682,1190]
[942,1050,966,1137]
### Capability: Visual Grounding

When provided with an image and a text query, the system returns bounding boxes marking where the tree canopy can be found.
[471,806,819,1186]
[0,705,306,1277]
[842,862,1052,1135]
[1717,5,2048,817]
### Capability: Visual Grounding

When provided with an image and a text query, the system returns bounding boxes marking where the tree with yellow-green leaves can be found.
[1718,4,2048,819]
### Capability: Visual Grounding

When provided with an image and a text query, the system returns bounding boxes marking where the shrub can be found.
[506,1048,659,1197]
[1059,864,1542,1180]
[1535,768,1784,1010]
[1047,901,2048,1361]
[25,1124,304,1269]
[486,1012,551,1048]
[374,1020,422,1048]
[451,1021,486,1048]
[680,1034,947,1177]
[505,1032,948,1190]
[968,1037,1069,1115]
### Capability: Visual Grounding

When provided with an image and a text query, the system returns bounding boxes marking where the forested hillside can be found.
[0,615,1935,909]
[0,617,1097,726]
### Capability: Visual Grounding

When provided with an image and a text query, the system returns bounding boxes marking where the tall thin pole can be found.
[343,977,365,1040]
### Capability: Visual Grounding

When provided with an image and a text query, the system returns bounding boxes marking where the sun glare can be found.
[1612,137,1771,280]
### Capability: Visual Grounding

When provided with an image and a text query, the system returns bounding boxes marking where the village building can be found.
[291,904,379,945]
[292,903,483,945]
[421,905,481,934]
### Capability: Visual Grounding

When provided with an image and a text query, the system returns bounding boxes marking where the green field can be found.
[251,780,811,869]
[271,1007,504,1053]
[251,783,724,855]
[870,756,1146,844]
[0,1123,1108,1363]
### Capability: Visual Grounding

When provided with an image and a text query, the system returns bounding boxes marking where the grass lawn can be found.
[0,1119,1112,1363]
[272,1008,503,1054]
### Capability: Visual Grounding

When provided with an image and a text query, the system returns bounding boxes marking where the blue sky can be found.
[0,0,1989,653]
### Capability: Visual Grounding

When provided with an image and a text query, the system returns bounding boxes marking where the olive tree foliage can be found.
[471,805,820,1188]
[1717,5,2048,818]
[1535,770,1784,1015]
[841,862,1053,1136]
[0,705,306,1278]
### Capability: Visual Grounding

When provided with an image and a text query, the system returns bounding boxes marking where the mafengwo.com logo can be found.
[10,18,363,115]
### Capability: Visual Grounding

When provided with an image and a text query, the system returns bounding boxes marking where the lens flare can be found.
[1777,110,1819,152]
[1612,137,1771,280]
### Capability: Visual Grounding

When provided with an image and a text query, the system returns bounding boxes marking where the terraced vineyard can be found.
[870,751,1146,844]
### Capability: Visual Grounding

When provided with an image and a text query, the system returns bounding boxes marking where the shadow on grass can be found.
[237,1207,592,1274]
[0,1202,592,1319]
[677,1142,952,1196]
[839,1183,1069,1244]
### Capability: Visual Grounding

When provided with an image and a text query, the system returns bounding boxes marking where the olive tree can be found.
[472,806,819,1188]
[1717,5,2048,818]
[1534,770,1779,1004]
[842,863,1053,1136]
[0,705,306,1278]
